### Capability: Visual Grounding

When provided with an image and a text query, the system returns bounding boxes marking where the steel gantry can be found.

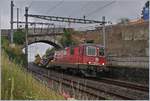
[26,14,106,24]
[13,21,54,26]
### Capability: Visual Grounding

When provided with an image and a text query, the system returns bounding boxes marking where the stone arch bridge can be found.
[27,28,65,49]
[28,33,62,49]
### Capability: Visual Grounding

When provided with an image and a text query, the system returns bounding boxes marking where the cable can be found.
[85,1,116,18]
[68,2,90,17]
[46,0,64,14]
[80,2,91,11]
[79,1,91,16]
[28,1,33,9]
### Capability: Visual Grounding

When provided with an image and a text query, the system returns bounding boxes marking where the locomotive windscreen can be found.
[86,46,97,56]
[99,47,104,56]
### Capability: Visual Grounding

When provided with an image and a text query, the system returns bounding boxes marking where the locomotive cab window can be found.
[86,46,96,56]
[99,48,104,56]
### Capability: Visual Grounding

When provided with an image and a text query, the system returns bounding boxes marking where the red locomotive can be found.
[47,43,106,77]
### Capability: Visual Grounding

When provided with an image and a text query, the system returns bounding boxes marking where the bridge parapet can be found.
[28,28,64,35]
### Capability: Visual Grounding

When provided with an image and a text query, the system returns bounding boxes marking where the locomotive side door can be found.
[78,46,84,64]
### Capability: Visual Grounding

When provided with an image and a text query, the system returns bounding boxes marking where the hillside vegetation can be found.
[1,37,64,100]
[1,51,64,100]
[2,37,26,66]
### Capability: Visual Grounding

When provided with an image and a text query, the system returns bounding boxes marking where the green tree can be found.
[118,18,130,25]
[13,29,25,45]
[60,28,75,47]
[45,47,55,56]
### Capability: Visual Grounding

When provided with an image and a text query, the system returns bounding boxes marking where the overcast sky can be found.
[0,0,148,29]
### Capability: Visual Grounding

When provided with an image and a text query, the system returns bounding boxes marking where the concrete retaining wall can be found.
[85,22,149,68]
[106,22,149,57]
[107,56,149,68]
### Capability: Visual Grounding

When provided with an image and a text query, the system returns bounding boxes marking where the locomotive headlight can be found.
[88,61,91,64]
[102,63,105,65]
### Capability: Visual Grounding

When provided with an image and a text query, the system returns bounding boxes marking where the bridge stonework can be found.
[27,33,62,49]
[1,27,66,49]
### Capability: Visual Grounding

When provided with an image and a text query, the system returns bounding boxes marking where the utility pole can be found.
[83,15,87,43]
[10,0,14,43]
[53,24,56,43]
[17,8,19,29]
[83,15,86,23]
[102,16,106,57]
[25,7,28,68]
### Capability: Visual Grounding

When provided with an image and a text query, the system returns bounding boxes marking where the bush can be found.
[13,29,25,45]
[2,37,26,66]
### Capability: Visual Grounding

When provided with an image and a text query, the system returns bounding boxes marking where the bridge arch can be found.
[27,34,62,49]
[28,40,62,49]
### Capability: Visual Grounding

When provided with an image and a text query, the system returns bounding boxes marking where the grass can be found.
[1,51,64,100]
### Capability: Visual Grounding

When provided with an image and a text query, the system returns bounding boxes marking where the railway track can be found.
[28,63,149,100]
[29,67,106,100]
[99,78,149,92]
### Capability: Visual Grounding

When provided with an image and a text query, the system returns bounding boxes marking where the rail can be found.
[28,63,149,100]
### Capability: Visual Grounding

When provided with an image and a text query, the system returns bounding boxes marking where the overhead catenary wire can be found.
[69,1,91,17]
[84,1,116,18]
[13,0,33,24]
[14,0,111,30]
[80,1,91,12]
[46,0,64,14]
[69,1,103,19]
[28,1,33,9]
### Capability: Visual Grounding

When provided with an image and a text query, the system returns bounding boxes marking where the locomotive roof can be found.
[79,43,104,47]
[56,43,104,51]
